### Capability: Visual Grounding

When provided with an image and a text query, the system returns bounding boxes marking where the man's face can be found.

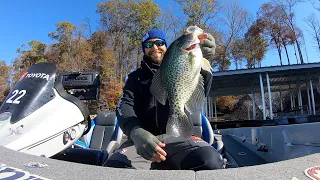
[144,38,167,64]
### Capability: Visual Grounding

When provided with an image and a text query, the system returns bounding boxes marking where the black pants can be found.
[104,135,226,170]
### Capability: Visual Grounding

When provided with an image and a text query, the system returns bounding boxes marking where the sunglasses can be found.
[145,40,166,48]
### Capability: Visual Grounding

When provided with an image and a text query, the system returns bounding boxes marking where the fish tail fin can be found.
[166,112,194,137]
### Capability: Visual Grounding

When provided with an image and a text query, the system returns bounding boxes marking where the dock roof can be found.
[210,62,320,97]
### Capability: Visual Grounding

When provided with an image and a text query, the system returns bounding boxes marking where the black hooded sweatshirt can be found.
[116,56,212,136]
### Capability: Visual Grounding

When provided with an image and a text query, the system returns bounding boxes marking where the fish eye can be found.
[186,26,197,33]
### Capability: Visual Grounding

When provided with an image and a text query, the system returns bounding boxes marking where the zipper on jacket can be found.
[143,61,163,135]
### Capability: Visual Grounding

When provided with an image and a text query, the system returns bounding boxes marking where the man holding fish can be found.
[105,26,226,170]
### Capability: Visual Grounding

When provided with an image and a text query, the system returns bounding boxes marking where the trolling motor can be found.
[0,62,100,158]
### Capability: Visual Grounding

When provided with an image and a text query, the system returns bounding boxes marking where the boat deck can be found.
[0,145,319,180]
[222,135,267,168]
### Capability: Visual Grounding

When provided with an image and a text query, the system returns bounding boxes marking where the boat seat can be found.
[76,111,123,153]
[292,116,308,124]
[189,112,203,138]
[189,111,224,154]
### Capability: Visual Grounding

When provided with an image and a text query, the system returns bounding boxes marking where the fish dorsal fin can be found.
[185,74,205,114]
[150,69,167,105]
[201,58,213,73]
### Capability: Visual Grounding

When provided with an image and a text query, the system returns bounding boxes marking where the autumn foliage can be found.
[0,61,11,104]
[0,0,313,113]
[216,96,237,112]
[104,79,124,111]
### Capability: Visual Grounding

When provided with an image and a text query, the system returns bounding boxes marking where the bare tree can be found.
[309,0,320,11]
[273,0,305,63]
[305,13,320,53]
[231,39,245,69]
[158,6,184,43]
[80,17,92,39]
[217,0,250,70]
[258,3,293,65]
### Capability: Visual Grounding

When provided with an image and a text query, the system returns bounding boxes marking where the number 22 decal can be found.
[6,90,27,104]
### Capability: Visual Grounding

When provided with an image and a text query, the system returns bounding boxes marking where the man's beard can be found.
[147,52,164,64]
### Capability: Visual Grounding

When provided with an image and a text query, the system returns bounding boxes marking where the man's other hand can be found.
[130,127,167,162]
[198,33,216,60]
[150,142,166,163]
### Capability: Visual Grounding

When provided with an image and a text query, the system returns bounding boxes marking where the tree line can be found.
[1,0,320,111]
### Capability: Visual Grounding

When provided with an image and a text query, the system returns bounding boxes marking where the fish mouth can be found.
[184,43,199,51]
[182,29,201,52]
[184,36,200,52]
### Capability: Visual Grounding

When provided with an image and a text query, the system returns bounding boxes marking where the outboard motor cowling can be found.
[0,62,90,158]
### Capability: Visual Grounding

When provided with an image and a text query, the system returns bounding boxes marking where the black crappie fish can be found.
[150,26,212,137]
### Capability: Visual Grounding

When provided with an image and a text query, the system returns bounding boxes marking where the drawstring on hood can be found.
[141,55,160,76]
